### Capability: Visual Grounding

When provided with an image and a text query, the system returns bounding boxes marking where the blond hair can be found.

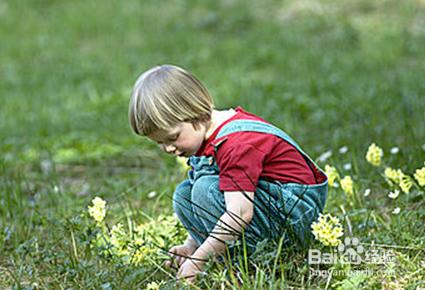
[129,65,214,136]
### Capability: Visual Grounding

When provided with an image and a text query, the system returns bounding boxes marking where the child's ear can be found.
[190,113,212,130]
[191,120,209,131]
[191,122,200,130]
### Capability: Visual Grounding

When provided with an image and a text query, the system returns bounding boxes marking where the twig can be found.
[340,205,353,236]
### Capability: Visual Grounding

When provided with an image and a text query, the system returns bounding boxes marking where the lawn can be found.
[1,0,424,288]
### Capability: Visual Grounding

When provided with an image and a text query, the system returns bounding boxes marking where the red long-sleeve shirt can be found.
[195,107,326,192]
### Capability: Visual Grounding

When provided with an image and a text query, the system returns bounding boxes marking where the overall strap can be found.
[216,119,322,171]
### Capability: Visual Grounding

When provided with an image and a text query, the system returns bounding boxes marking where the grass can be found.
[1,0,425,288]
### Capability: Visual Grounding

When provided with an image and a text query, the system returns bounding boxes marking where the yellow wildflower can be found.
[311,214,344,247]
[340,176,354,196]
[399,174,413,194]
[366,143,383,166]
[384,167,413,193]
[92,214,186,266]
[414,165,425,187]
[88,196,107,223]
[129,244,154,266]
[384,167,403,184]
[146,281,164,290]
[110,223,129,256]
[324,165,340,187]
[131,214,185,265]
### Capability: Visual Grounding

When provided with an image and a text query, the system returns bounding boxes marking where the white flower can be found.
[364,188,371,197]
[388,190,400,199]
[390,147,400,154]
[392,207,401,215]
[317,150,332,163]
[339,146,348,154]
[343,163,352,171]
[147,191,157,198]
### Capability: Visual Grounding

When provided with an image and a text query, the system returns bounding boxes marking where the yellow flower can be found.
[384,167,413,193]
[340,176,354,196]
[129,244,154,265]
[311,214,344,247]
[399,174,413,194]
[110,223,129,256]
[92,213,186,266]
[366,143,383,166]
[146,281,164,290]
[325,165,340,187]
[384,167,403,184]
[414,165,425,187]
[88,196,107,223]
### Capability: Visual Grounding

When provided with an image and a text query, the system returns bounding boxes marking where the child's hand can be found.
[164,244,196,269]
[177,259,204,283]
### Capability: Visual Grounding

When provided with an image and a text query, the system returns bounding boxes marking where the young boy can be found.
[128,65,328,281]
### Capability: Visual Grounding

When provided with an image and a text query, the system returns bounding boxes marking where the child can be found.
[128,65,328,282]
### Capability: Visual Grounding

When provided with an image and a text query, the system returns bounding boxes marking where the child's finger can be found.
[178,257,186,266]
[168,246,179,255]
[163,259,179,270]
[164,247,178,268]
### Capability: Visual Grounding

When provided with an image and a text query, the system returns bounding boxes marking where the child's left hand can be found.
[177,258,204,283]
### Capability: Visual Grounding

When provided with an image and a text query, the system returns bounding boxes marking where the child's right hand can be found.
[164,243,197,269]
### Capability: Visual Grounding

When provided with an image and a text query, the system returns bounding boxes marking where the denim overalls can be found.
[173,120,328,252]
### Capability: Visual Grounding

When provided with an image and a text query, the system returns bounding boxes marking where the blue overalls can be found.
[172,120,328,252]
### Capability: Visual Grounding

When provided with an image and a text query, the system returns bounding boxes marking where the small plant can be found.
[87,197,186,267]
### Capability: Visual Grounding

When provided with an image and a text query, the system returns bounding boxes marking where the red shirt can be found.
[195,107,326,192]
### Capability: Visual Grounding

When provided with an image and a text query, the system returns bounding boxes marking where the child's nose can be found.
[163,144,176,154]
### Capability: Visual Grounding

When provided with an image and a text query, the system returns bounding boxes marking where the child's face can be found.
[148,122,207,157]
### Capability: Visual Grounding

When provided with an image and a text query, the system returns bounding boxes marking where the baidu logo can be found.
[337,237,364,264]
[308,237,394,265]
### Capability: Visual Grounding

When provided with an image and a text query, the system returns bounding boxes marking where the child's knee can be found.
[191,176,220,207]
[172,179,192,215]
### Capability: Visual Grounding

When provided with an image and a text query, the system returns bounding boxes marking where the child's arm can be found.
[178,191,254,279]
[184,235,198,249]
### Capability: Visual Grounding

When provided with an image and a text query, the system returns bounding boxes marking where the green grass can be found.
[1,0,425,288]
